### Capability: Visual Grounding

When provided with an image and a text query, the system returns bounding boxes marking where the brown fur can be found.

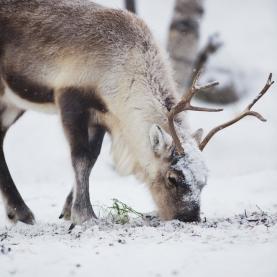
[0,0,205,225]
[0,78,4,96]
[0,0,150,83]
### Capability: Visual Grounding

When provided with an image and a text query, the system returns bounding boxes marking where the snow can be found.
[1,0,277,276]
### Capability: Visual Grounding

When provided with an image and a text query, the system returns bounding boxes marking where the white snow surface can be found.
[1,0,277,276]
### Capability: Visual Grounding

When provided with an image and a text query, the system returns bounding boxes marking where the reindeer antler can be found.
[168,72,274,154]
[199,73,274,151]
[168,70,222,154]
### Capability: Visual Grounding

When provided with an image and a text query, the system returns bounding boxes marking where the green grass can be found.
[95,199,144,224]
[109,198,144,224]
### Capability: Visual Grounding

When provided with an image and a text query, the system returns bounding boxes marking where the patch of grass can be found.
[108,199,144,224]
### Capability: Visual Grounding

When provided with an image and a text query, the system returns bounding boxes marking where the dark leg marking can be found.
[60,125,105,221]
[58,88,106,225]
[0,105,35,224]
[4,71,54,103]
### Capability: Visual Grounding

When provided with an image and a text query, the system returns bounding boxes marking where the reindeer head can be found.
[149,71,274,222]
[149,124,207,222]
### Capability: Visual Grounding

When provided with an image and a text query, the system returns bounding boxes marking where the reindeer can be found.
[0,0,274,227]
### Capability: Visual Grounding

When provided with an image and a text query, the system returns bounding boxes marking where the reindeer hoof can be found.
[59,206,71,221]
[71,203,97,225]
[60,192,73,220]
[68,223,76,233]
[7,204,35,225]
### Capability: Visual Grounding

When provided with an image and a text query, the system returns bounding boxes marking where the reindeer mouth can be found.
[175,206,200,223]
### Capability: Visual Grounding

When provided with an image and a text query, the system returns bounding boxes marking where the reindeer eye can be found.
[168,175,178,187]
[166,171,183,188]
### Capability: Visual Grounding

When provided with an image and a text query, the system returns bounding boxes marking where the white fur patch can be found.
[1,104,20,128]
[149,124,173,156]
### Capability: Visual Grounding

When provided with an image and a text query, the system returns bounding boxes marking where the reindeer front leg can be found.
[58,89,106,225]
[59,125,105,221]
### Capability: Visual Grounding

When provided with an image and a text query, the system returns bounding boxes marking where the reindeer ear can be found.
[192,128,204,145]
[149,125,173,156]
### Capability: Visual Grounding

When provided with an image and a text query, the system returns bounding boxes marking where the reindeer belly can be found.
[2,72,57,113]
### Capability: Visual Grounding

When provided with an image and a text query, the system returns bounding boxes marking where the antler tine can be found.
[168,69,222,154]
[186,69,220,102]
[199,73,274,151]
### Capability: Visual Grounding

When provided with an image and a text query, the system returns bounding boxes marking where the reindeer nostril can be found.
[175,206,200,222]
[7,213,15,220]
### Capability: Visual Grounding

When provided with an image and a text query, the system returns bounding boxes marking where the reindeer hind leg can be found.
[0,101,35,224]
[59,188,73,220]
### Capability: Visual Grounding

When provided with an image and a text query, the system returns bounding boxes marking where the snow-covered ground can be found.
[1,1,277,276]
